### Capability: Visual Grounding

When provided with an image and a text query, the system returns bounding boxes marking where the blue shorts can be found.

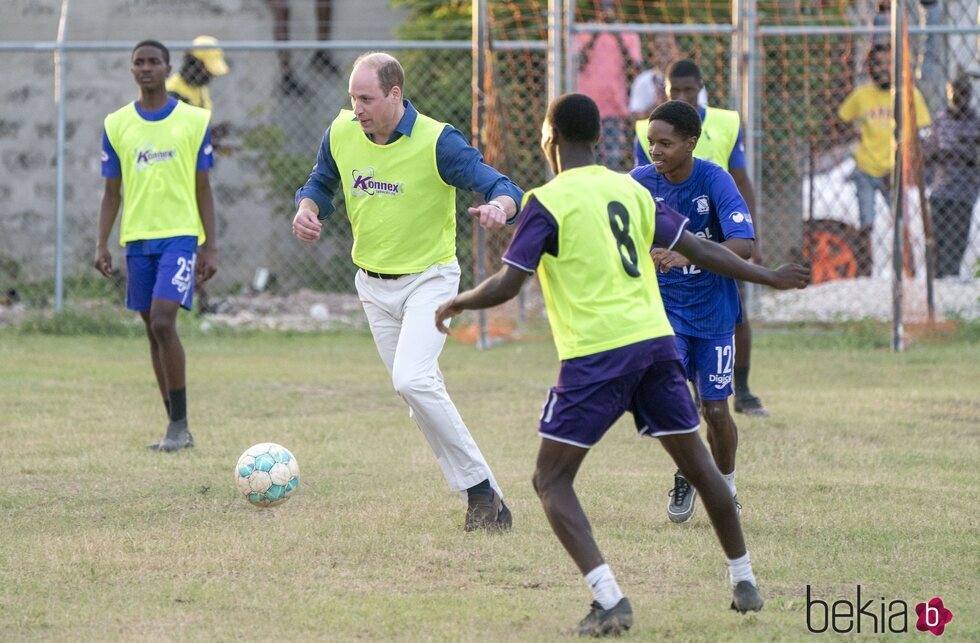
[675,333,735,401]
[539,359,701,448]
[126,249,197,312]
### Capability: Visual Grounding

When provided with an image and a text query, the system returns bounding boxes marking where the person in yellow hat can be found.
[167,36,228,112]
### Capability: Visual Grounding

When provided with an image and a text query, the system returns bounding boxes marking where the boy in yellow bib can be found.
[436,93,810,635]
[95,40,217,451]
[291,53,523,532]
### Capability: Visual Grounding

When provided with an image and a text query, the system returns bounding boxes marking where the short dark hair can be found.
[547,93,600,143]
[667,58,702,82]
[649,100,702,140]
[132,39,170,64]
[353,52,405,96]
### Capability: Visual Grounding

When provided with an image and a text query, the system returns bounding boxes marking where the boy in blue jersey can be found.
[436,93,809,636]
[631,100,754,524]
[635,60,768,418]
[95,40,217,451]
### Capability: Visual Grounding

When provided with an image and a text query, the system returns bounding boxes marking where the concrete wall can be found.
[0,0,406,295]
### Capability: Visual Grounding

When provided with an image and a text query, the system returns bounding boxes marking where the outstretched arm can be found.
[671,230,809,289]
[435,265,529,334]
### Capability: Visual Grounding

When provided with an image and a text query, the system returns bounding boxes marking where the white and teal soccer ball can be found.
[235,443,300,507]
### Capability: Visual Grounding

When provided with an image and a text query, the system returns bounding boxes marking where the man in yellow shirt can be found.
[838,45,931,231]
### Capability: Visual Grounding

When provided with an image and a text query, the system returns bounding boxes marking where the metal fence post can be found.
[741,0,760,315]
[890,2,905,352]
[54,0,70,313]
[472,0,489,349]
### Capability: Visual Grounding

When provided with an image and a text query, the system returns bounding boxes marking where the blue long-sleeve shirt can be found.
[296,100,523,223]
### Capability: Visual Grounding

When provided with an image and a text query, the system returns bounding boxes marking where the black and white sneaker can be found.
[731,580,764,613]
[574,597,633,637]
[667,472,697,523]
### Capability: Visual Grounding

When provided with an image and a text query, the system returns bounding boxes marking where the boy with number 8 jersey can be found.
[436,93,810,635]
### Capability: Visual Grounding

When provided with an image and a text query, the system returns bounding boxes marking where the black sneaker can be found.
[574,597,633,637]
[731,581,764,614]
[734,394,769,417]
[465,489,508,532]
[496,499,513,531]
[147,420,194,452]
[667,472,697,523]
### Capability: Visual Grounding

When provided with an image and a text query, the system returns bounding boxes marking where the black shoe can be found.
[667,472,697,523]
[574,597,633,637]
[730,581,764,614]
[465,489,508,532]
[496,499,513,531]
[734,394,769,417]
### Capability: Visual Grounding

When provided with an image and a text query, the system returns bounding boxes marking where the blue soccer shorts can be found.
[538,359,701,449]
[674,333,735,401]
[126,250,197,312]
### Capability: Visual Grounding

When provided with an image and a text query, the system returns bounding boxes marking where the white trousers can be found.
[354,260,502,498]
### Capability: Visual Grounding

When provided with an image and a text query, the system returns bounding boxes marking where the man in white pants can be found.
[291,52,523,532]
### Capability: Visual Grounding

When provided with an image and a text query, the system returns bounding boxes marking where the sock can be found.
[466,479,492,498]
[727,552,757,588]
[723,470,737,497]
[163,398,171,417]
[584,564,624,610]
[734,367,750,396]
[168,388,187,423]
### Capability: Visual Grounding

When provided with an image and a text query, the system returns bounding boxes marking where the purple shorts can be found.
[539,359,701,448]
[126,250,197,312]
[674,333,735,401]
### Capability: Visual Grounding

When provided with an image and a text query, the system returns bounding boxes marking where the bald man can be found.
[291,53,524,533]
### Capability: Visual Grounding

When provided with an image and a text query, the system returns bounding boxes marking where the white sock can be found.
[584,564,624,610]
[727,552,757,588]
[723,469,737,497]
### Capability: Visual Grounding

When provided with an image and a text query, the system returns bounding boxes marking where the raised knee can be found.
[391,372,427,398]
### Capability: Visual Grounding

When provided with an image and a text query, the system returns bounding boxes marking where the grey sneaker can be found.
[465,490,510,532]
[733,494,742,518]
[574,597,633,637]
[731,580,764,613]
[147,419,194,452]
[667,472,697,523]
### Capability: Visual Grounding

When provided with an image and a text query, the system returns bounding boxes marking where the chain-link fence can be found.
[563,0,980,330]
[1,0,978,338]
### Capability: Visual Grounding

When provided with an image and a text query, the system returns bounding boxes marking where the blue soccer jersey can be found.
[629,158,754,338]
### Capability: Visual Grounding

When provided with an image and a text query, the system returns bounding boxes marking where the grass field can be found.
[1,323,978,641]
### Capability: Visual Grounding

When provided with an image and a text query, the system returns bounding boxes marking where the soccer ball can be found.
[235,443,300,507]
